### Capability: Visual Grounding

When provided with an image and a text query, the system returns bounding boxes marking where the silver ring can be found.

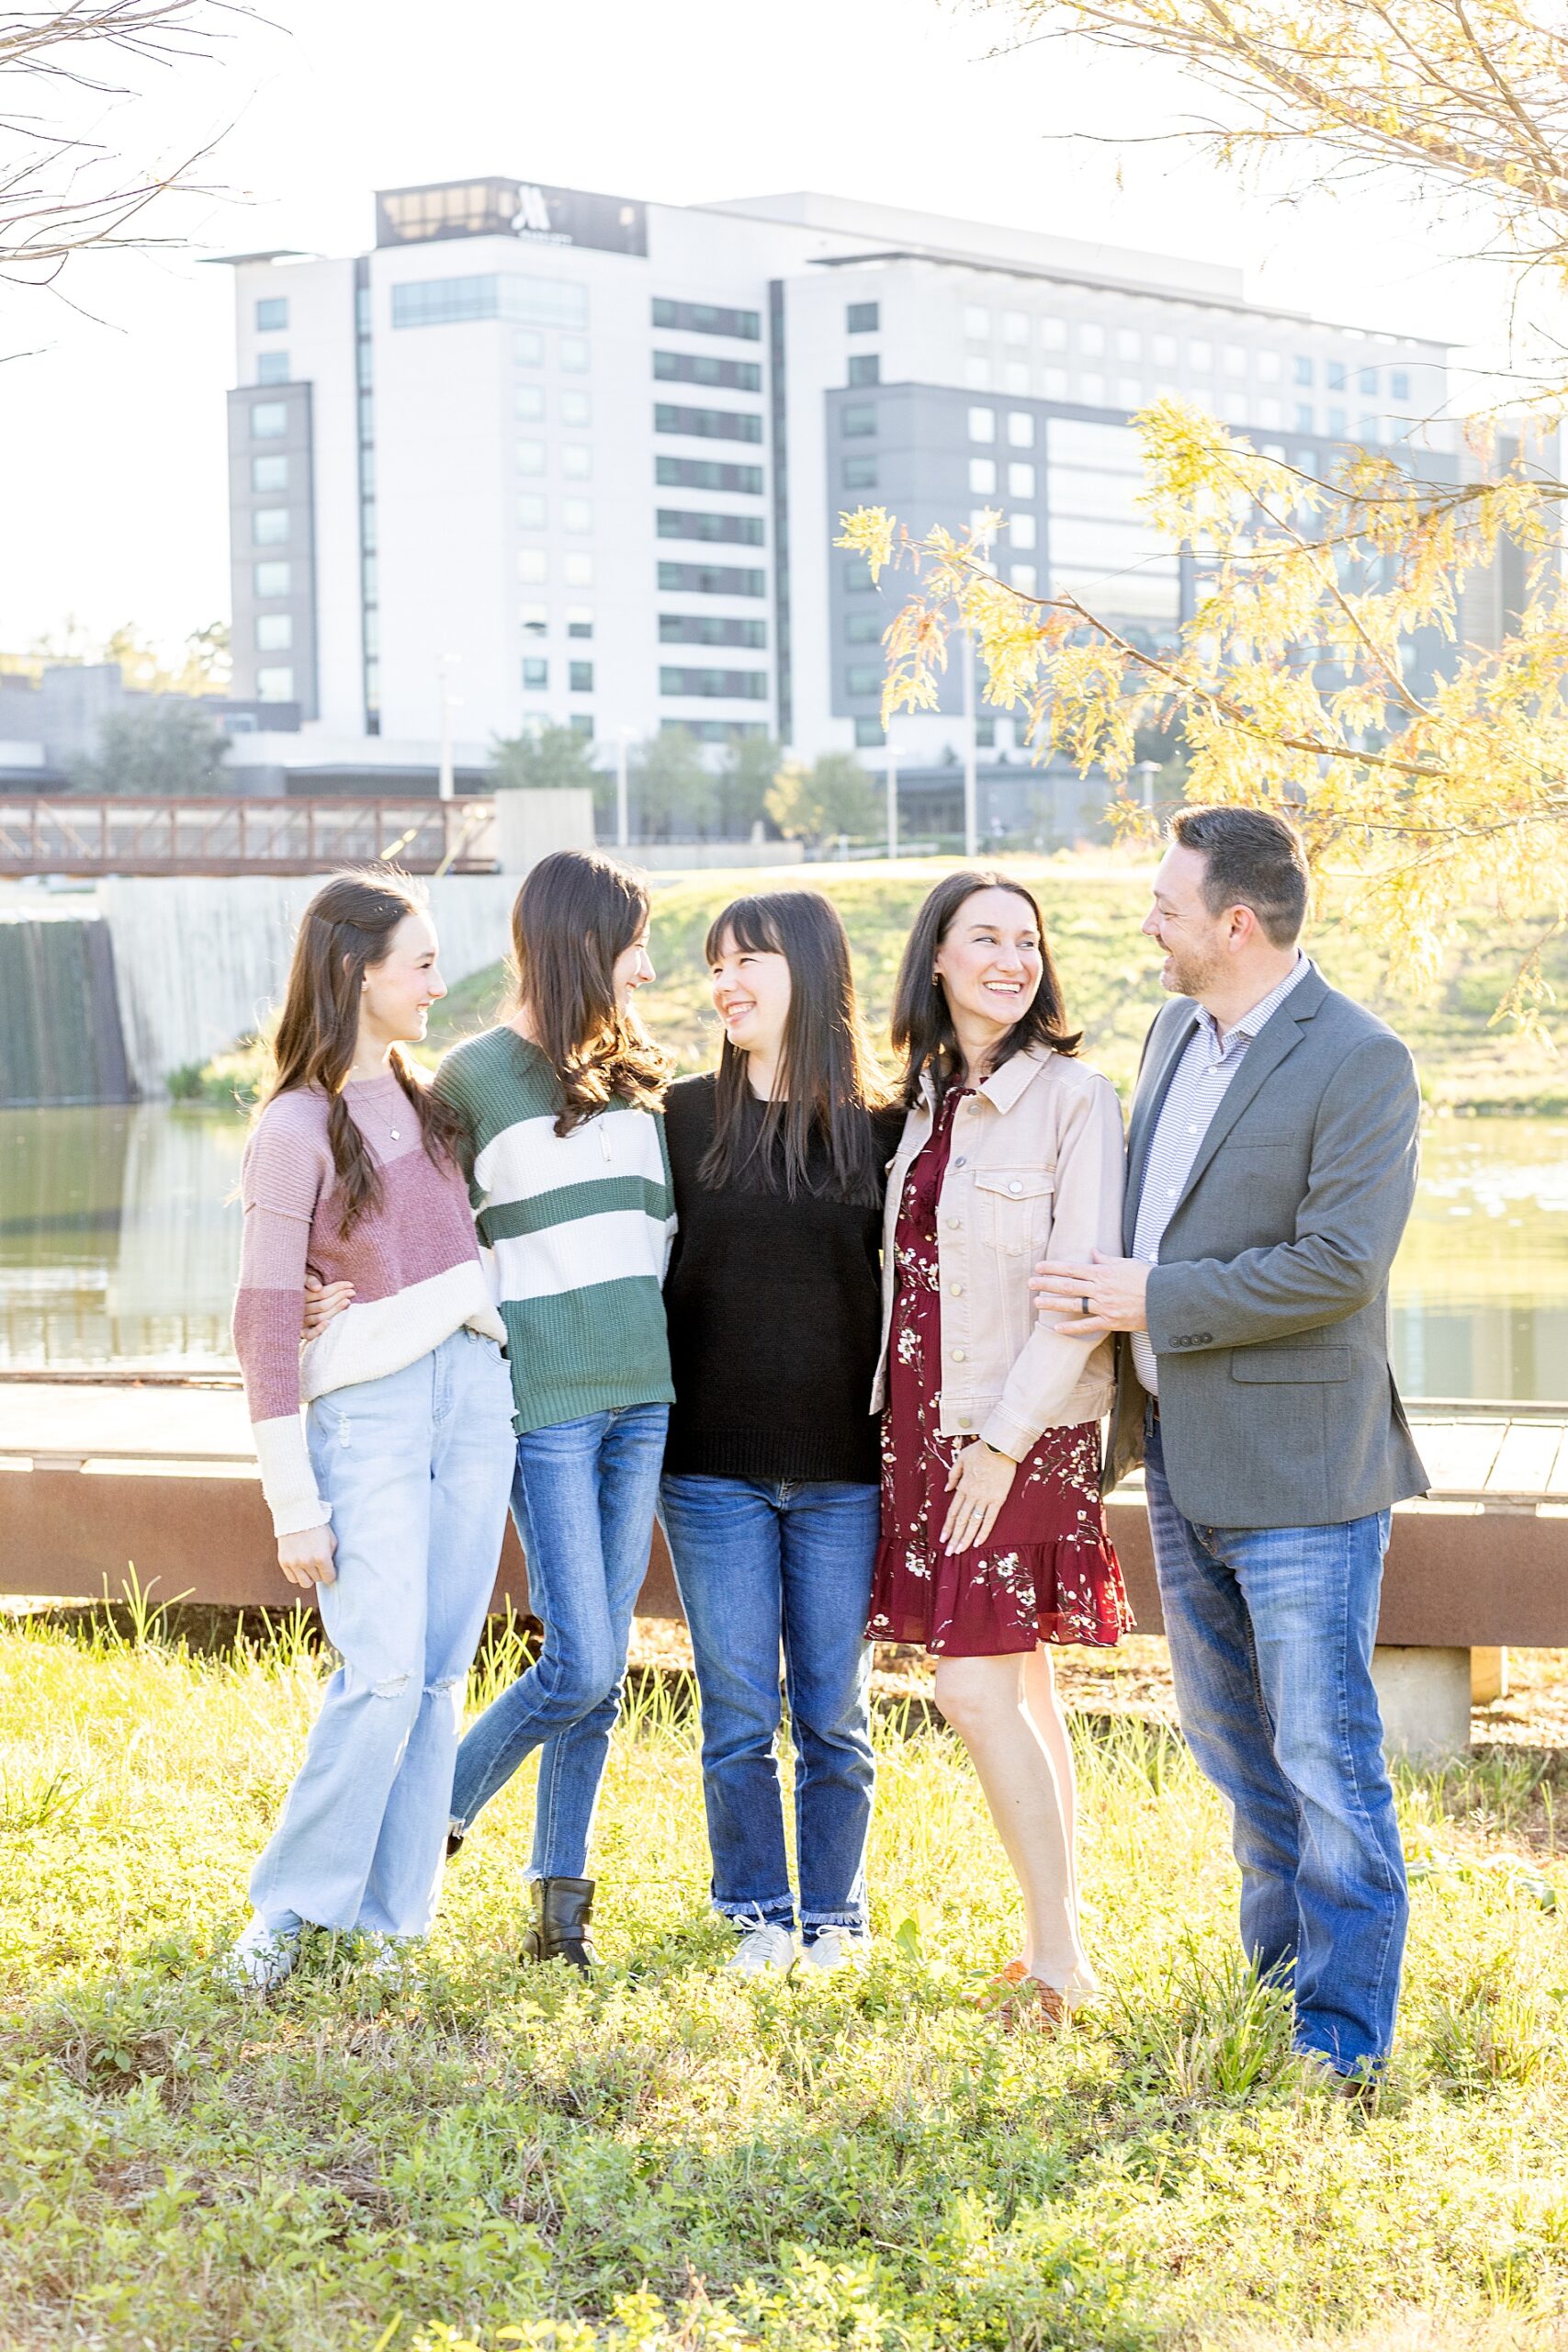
[1081,1296,1091,1317]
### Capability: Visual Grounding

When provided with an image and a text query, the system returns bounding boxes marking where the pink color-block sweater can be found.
[232,1073,505,1537]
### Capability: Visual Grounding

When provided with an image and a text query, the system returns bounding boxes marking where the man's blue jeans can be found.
[1143,1412,1408,2072]
[659,1474,878,1940]
[450,1403,669,1881]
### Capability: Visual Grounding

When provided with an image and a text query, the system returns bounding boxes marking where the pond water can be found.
[2,1105,1567,1402]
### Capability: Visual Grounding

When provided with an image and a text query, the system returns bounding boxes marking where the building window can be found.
[853,716,885,748]
[558,334,590,370]
[1258,350,1282,381]
[843,558,875,592]
[1010,513,1037,549]
[1080,322,1106,358]
[1359,413,1380,443]
[845,611,882,644]
[254,561,290,597]
[255,296,288,333]
[253,508,288,545]
[566,607,593,639]
[1150,333,1177,368]
[658,560,765,595]
[523,657,548,689]
[1002,310,1030,345]
[654,349,763,392]
[659,666,770,699]
[847,300,879,334]
[570,661,593,694]
[255,614,292,651]
[1006,412,1035,449]
[655,402,764,443]
[1260,397,1282,428]
[563,498,593,532]
[842,456,878,491]
[1327,405,1348,435]
[515,327,544,366]
[659,613,766,647]
[256,352,290,385]
[651,297,762,340]
[559,389,591,425]
[517,492,547,528]
[1294,355,1314,386]
[561,444,592,479]
[1224,344,1247,376]
[1042,318,1067,351]
[656,456,764,493]
[1114,328,1140,362]
[1295,402,1314,434]
[1080,372,1106,406]
[393,274,501,328]
[965,357,992,390]
[570,714,593,739]
[563,551,593,587]
[520,604,547,637]
[1391,369,1410,401]
[252,454,288,492]
[1010,563,1038,594]
[516,438,546,475]
[1042,368,1067,401]
[969,457,998,494]
[518,548,547,583]
[968,405,996,443]
[1008,460,1036,497]
[516,383,545,421]
[657,508,764,545]
[964,304,991,340]
[250,401,288,438]
[848,353,880,387]
[846,662,882,695]
[1003,361,1029,396]
[841,403,877,437]
[256,666,294,700]
[1326,360,1347,391]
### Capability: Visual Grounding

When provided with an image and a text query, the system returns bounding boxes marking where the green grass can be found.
[4,1606,1568,2349]
[175,854,1568,1112]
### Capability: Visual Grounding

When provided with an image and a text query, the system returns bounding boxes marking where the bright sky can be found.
[0,0,1549,657]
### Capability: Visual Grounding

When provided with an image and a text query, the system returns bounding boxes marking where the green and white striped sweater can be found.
[433,1025,675,1433]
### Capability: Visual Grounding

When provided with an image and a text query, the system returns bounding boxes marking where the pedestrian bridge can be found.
[0,796,499,878]
[3,1375,1562,1758]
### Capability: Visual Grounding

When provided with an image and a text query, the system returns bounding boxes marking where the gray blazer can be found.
[1105,965,1428,1528]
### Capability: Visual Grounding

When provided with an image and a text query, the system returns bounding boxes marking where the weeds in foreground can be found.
[1,1613,1566,2351]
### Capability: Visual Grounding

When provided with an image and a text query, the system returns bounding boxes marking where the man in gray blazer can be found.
[1034,805,1426,2085]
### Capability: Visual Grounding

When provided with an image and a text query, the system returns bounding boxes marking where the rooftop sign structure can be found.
[375,178,647,257]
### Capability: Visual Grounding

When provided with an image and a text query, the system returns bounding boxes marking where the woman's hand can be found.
[941,1440,1017,1555]
[301,1276,355,1342]
[277,1523,337,1589]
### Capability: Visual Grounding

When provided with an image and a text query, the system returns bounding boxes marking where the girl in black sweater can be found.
[661,890,901,1974]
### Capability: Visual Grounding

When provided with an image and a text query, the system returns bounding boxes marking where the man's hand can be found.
[1029,1249,1149,1338]
[277,1524,337,1589]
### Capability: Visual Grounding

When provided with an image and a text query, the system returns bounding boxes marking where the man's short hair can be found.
[1168,804,1309,947]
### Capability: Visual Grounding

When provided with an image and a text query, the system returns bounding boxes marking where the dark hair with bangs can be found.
[892,869,1080,1106]
[699,890,890,1204]
[511,849,671,1136]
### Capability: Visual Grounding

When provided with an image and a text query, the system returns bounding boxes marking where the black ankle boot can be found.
[521,1875,599,1972]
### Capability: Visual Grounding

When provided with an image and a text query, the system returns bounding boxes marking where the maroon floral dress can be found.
[868,1085,1133,1657]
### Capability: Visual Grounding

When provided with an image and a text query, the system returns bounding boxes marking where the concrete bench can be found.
[3,1377,1564,1760]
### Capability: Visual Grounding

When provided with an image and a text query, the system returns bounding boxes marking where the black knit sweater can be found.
[661,1073,906,1485]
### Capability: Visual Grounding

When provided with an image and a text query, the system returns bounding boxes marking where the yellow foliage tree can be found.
[841,0,1568,1012]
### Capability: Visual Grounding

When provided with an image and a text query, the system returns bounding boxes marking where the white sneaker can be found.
[724,1922,796,1976]
[799,1927,868,1974]
[222,1915,299,1992]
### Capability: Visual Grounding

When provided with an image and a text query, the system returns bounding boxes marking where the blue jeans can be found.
[250,1329,515,1939]
[659,1474,878,1939]
[450,1403,669,1880]
[1144,1411,1408,2071]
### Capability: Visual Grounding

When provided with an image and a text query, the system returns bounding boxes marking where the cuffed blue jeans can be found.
[659,1474,878,1940]
[1144,1411,1408,2072]
[250,1329,515,1940]
[450,1403,669,1881]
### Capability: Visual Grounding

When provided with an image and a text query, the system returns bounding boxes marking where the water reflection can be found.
[3,1107,1568,1401]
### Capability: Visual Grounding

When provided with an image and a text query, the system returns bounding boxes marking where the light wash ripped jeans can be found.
[249,1328,514,1941]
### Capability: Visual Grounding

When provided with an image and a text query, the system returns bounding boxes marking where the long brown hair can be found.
[263,866,467,1236]
[892,870,1080,1107]
[699,890,890,1204]
[511,849,671,1136]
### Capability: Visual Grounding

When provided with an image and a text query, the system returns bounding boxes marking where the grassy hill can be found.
[425,855,1568,1115]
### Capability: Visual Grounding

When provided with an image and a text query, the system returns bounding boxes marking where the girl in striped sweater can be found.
[309,850,674,1971]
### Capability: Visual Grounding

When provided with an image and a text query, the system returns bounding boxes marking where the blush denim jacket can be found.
[871,1046,1126,1461]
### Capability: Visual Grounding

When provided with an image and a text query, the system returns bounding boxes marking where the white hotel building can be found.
[223,179,1453,778]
